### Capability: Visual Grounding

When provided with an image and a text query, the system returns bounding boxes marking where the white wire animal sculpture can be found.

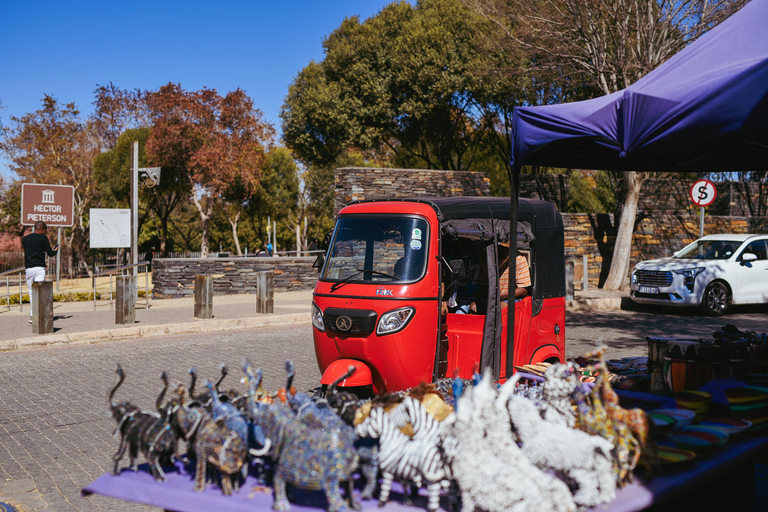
[440,370,577,512]
[502,379,616,508]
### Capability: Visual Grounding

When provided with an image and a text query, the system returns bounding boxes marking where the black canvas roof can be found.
[347,196,560,227]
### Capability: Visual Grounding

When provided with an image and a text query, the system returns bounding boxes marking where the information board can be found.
[89,209,131,248]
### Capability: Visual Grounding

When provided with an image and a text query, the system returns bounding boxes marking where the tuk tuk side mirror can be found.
[313,254,325,272]
[449,259,467,280]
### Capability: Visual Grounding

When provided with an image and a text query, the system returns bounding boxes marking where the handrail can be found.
[2,266,25,313]
[0,266,24,278]
[92,261,149,278]
[92,261,151,311]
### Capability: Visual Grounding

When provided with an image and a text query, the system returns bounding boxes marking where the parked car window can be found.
[674,239,740,259]
[738,240,768,261]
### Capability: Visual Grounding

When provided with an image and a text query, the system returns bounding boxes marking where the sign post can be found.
[690,179,717,238]
[21,183,75,291]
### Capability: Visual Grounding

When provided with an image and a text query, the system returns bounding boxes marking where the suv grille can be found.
[635,270,673,287]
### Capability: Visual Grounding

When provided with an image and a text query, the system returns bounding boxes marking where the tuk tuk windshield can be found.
[323,216,429,284]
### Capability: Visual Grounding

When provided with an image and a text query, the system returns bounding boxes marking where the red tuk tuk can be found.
[312,196,566,394]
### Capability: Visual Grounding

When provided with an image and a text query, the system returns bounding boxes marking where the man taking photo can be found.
[22,221,58,323]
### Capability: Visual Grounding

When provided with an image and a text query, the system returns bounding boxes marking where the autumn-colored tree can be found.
[91,83,150,151]
[146,84,274,257]
[466,0,748,289]
[0,95,99,276]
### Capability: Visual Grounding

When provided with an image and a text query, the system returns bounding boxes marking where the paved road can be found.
[1,306,767,511]
[0,324,319,512]
[566,303,768,360]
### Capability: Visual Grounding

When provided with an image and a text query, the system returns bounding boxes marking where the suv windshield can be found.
[674,239,740,259]
[323,216,428,284]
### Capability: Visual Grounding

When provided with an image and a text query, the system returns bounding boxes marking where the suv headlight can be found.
[376,307,415,336]
[672,268,705,278]
[311,303,325,332]
[672,268,704,293]
[631,269,638,284]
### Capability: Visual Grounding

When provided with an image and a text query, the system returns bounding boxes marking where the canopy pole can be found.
[506,168,520,379]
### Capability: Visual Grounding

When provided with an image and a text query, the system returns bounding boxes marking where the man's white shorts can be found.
[25,267,46,316]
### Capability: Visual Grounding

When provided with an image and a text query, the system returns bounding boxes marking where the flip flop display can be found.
[648,408,696,429]
[671,425,729,451]
[699,417,753,435]
[655,445,697,464]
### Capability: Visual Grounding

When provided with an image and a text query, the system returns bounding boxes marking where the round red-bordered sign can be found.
[690,179,717,207]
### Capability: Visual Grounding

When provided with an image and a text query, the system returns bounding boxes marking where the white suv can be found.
[630,234,768,316]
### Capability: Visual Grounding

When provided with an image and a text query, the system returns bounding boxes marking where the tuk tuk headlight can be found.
[311,303,326,332]
[376,307,414,336]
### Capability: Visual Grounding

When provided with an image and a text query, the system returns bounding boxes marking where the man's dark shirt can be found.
[22,233,56,269]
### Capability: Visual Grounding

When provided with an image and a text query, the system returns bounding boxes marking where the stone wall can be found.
[562,213,760,288]
[334,167,490,214]
[152,257,317,297]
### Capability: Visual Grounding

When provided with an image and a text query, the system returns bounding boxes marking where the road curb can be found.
[0,312,311,353]
[567,297,624,312]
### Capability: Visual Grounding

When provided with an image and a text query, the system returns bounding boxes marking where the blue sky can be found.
[0,1,396,178]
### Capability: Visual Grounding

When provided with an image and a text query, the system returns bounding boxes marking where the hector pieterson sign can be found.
[20,183,75,227]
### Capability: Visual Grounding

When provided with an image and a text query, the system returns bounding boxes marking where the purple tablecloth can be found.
[82,460,443,511]
[83,436,768,512]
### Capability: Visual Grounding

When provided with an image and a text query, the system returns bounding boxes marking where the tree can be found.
[0,95,99,276]
[91,83,149,151]
[146,84,274,257]
[282,0,490,172]
[466,0,748,289]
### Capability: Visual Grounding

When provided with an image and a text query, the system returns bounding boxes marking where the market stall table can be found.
[83,433,768,512]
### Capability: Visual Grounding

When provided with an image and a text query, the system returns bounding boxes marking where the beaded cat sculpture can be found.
[573,348,651,486]
[243,361,360,512]
[439,370,577,512]
[539,362,580,427]
[108,365,178,482]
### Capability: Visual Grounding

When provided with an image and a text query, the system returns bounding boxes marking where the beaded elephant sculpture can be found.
[108,365,178,482]
[243,361,360,512]
[282,361,379,501]
[439,370,577,512]
[170,384,248,495]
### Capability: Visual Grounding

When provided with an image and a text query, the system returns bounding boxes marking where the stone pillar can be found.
[256,271,274,314]
[31,281,54,334]
[194,274,213,319]
[115,276,137,325]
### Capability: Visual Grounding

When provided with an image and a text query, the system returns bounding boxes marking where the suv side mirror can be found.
[742,252,758,263]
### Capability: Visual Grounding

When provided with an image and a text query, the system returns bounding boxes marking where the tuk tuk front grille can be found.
[324,308,378,336]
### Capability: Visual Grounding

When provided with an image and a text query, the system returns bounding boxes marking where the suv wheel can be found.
[701,281,730,316]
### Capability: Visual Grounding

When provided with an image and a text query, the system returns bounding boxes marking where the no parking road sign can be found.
[690,179,717,207]
[21,183,75,227]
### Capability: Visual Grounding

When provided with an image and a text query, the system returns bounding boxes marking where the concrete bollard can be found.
[255,271,274,314]
[115,276,137,325]
[31,281,54,334]
[194,274,214,319]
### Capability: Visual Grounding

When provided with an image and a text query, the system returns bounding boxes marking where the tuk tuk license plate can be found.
[639,286,659,294]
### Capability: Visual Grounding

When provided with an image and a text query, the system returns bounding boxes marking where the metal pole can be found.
[131,141,139,277]
[19,270,23,313]
[296,223,301,257]
[582,253,589,291]
[145,266,150,309]
[273,220,277,256]
[109,275,113,310]
[699,206,705,238]
[6,276,9,312]
[56,227,61,291]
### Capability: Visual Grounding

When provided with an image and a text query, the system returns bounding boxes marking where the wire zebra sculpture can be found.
[355,403,452,512]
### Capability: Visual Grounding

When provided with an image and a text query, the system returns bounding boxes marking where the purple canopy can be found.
[511,0,768,172]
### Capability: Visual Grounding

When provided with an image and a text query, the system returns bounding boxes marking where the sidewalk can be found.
[0,288,628,352]
[0,290,313,352]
